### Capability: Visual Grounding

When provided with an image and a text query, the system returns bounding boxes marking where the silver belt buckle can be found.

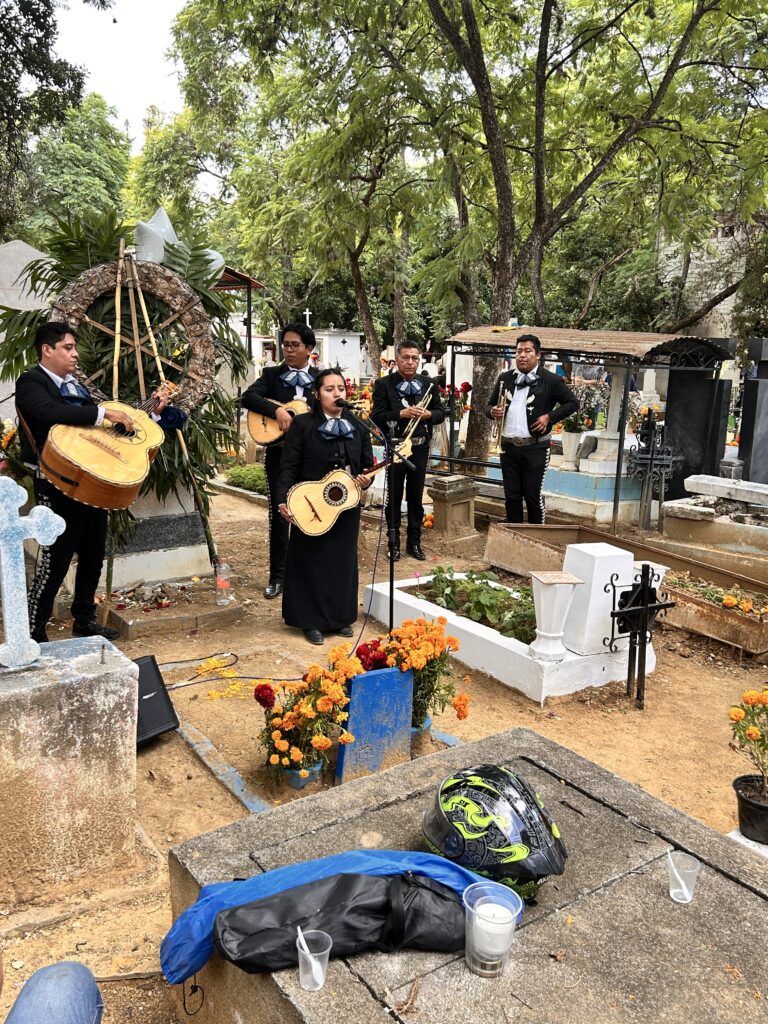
[411,436,427,447]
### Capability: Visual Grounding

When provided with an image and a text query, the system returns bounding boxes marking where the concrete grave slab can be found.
[168,729,768,1024]
[0,637,138,904]
[685,474,768,507]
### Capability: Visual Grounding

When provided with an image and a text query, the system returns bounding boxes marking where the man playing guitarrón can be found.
[16,322,156,643]
[241,323,318,599]
[371,341,444,561]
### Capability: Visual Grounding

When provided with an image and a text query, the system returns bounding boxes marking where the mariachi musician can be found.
[241,323,318,599]
[371,341,445,561]
[276,368,374,645]
[16,321,174,643]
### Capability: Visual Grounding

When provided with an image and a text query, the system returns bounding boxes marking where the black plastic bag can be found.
[213,871,465,972]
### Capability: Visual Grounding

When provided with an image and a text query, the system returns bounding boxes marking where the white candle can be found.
[472,901,515,959]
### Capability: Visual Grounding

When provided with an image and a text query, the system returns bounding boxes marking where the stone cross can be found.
[0,476,65,668]
[303,307,312,326]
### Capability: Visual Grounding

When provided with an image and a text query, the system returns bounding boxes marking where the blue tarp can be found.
[161,850,492,983]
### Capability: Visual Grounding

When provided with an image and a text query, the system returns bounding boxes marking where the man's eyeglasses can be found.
[283,343,308,350]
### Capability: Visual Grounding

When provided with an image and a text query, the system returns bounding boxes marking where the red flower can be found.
[254,683,276,709]
[460,381,472,393]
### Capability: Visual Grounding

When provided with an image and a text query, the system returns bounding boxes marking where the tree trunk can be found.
[530,233,547,323]
[392,225,409,348]
[348,246,382,367]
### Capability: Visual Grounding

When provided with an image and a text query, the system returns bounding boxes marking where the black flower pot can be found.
[733,774,768,845]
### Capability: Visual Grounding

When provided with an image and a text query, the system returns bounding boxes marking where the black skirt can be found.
[281,505,361,631]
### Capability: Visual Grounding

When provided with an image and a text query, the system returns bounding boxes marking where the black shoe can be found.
[264,581,284,600]
[72,620,120,641]
[336,626,354,638]
[406,543,426,561]
[387,547,401,562]
[303,629,325,645]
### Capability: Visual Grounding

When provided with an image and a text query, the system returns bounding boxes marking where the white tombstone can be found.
[562,542,634,655]
[0,477,65,667]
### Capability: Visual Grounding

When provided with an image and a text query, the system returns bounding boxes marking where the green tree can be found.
[21,94,130,243]
[0,0,115,239]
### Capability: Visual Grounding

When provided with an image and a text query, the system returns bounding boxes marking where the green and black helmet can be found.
[422,764,567,900]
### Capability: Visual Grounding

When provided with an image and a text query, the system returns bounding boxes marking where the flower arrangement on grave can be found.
[665,572,768,619]
[344,379,374,416]
[256,643,359,777]
[357,617,470,728]
[728,688,768,801]
[557,379,607,433]
[438,382,472,422]
[0,417,28,483]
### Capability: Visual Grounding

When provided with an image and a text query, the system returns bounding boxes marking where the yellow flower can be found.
[745,726,761,741]
[271,729,283,741]
[729,707,746,722]
[335,711,349,723]
[281,756,290,766]
[739,599,754,614]
[316,696,333,713]
[742,690,763,706]
[276,739,290,752]
[299,769,309,778]
[722,595,738,608]
[290,746,303,763]
[311,734,333,751]
[338,730,355,744]
[269,754,279,765]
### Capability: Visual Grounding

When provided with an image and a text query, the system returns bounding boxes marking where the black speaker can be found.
[134,654,179,746]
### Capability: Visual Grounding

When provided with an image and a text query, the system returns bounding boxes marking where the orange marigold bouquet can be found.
[728,687,768,800]
[258,643,360,777]
[359,616,470,728]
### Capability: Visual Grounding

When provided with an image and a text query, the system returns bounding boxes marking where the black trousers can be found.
[264,444,289,584]
[27,476,108,640]
[499,442,550,524]
[386,441,429,547]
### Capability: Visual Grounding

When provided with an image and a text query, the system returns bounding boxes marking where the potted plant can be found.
[256,643,359,789]
[728,687,768,844]
[358,617,470,735]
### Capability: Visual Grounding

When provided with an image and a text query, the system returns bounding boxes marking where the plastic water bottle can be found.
[508,316,519,327]
[215,562,231,605]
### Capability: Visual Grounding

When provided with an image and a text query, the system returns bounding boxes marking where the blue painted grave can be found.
[335,667,414,783]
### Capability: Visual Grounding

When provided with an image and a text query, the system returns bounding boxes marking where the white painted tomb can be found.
[363,541,656,704]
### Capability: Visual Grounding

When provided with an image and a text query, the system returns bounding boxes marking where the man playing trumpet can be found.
[371,341,444,561]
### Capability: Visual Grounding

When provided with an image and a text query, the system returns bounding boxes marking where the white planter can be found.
[560,431,581,471]
[529,571,583,662]
[362,574,654,706]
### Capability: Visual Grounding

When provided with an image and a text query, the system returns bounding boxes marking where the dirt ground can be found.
[2,491,763,1022]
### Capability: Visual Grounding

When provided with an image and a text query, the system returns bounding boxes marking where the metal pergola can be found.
[442,325,737,532]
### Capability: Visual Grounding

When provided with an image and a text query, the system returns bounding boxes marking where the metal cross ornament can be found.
[0,477,65,668]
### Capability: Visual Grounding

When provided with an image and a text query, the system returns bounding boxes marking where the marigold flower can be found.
[299,769,309,778]
[335,711,349,723]
[742,690,763,706]
[282,757,290,766]
[745,726,761,741]
[316,696,333,713]
[311,734,333,751]
[271,729,282,741]
[276,739,290,752]
[338,730,355,744]
[290,746,303,763]
[452,691,471,720]
[722,595,738,608]
[729,707,746,722]
[739,599,754,613]
[269,754,280,765]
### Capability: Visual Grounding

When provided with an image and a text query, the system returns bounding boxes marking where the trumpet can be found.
[490,385,510,454]
[401,382,434,442]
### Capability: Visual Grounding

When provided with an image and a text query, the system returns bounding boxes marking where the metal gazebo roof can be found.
[448,325,736,366]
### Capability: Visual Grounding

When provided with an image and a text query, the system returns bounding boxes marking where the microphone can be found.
[334,398,356,410]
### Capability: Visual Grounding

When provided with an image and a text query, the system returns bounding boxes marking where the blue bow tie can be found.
[397,378,423,397]
[280,368,313,389]
[59,379,91,404]
[318,418,355,440]
[515,372,537,390]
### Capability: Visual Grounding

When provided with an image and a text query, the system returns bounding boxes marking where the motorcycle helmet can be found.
[422,764,567,900]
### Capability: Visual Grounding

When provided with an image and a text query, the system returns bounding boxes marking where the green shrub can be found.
[226,464,268,494]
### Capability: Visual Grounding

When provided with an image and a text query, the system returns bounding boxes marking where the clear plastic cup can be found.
[463,881,523,977]
[296,929,333,990]
[667,850,701,903]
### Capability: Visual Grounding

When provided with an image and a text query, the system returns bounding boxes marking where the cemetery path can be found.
[3,491,763,1023]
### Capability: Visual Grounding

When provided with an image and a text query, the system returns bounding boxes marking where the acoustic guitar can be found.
[286,439,412,536]
[41,384,176,510]
[247,399,310,446]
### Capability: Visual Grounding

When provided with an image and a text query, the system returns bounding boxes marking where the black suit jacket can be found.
[371,372,445,442]
[276,412,374,505]
[16,364,100,464]
[241,362,318,419]
[486,366,578,433]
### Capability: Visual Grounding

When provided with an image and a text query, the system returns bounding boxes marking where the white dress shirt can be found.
[502,372,537,439]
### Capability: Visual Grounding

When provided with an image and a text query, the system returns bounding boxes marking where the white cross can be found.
[303,307,312,326]
[0,477,65,668]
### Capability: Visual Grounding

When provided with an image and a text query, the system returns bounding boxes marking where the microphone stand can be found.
[335,401,413,633]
